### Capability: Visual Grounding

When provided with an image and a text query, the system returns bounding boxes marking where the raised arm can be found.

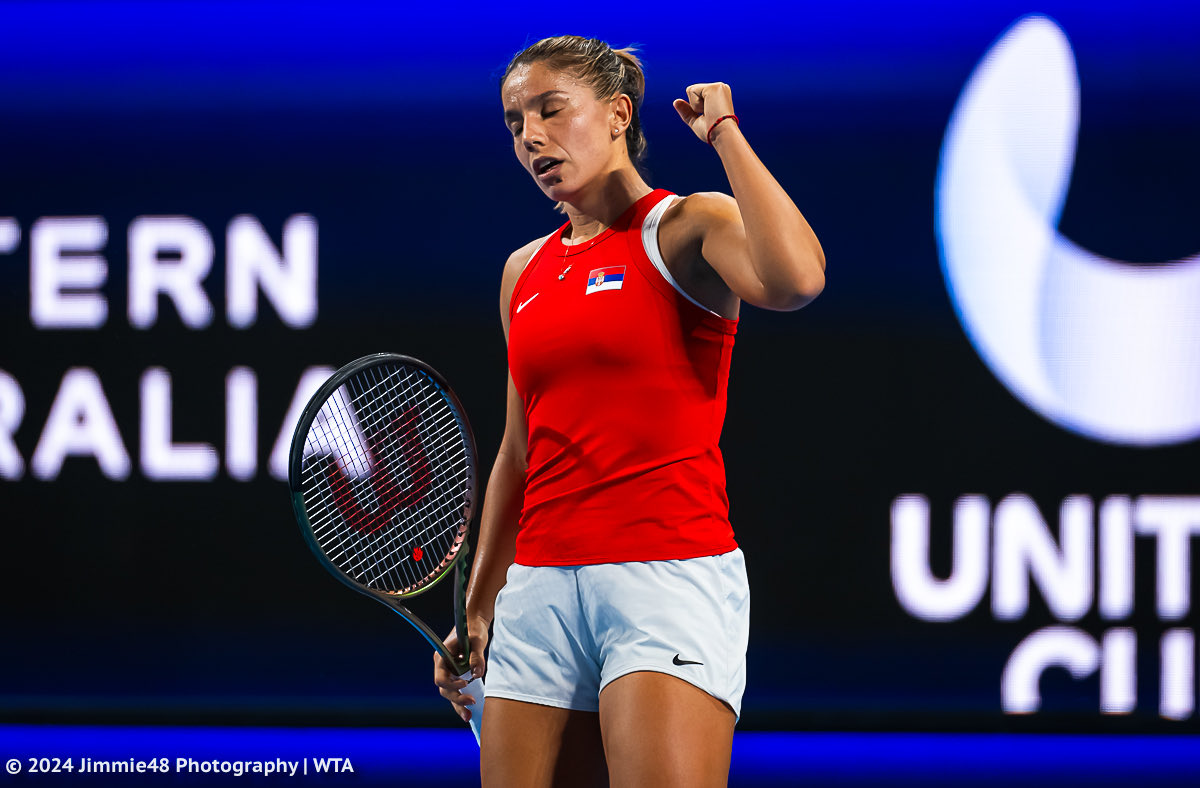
[672,82,825,311]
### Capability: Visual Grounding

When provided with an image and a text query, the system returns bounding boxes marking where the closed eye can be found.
[507,109,561,136]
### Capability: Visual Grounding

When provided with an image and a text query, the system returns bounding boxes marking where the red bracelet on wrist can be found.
[706,113,739,145]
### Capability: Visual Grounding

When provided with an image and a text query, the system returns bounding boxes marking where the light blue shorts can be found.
[484,548,750,718]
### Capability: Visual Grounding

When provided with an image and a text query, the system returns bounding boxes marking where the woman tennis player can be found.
[434,35,824,786]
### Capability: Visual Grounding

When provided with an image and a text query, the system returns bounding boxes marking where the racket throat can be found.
[379,596,470,675]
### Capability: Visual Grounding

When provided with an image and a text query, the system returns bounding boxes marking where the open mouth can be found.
[536,159,562,176]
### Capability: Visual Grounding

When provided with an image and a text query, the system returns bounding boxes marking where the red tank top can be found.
[507,188,739,566]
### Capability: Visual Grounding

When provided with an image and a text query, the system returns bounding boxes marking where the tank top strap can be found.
[621,187,675,231]
[622,190,738,334]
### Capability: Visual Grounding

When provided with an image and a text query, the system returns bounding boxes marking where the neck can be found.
[560,168,653,244]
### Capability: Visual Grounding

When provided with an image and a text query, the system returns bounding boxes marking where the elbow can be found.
[790,246,826,307]
[495,439,529,476]
[798,271,825,308]
[768,281,822,311]
[762,256,825,311]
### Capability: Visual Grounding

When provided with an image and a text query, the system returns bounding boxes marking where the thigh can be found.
[481,698,608,788]
[598,671,735,788]
[487,563,603,712]
[584,549,751,718]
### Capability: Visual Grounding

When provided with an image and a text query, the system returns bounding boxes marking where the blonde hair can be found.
[501,36,649,213]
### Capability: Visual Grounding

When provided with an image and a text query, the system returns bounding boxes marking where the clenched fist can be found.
[673,82,738,144]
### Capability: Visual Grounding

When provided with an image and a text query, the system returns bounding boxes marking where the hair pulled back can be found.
[501,35,648,171]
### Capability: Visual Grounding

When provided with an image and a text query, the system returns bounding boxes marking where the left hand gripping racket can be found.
[287,353,484,743]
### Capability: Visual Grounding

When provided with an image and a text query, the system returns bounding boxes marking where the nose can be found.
[521,114,545,150]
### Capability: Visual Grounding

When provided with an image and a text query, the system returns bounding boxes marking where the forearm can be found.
[464,445,525,625]
[710,122,825,302]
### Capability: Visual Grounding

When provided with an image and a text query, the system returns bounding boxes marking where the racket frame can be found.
[287,352,478,677]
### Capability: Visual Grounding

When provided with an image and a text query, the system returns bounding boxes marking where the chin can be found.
[540,179,575,202]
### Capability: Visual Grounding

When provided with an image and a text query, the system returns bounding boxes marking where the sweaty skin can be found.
[433,54,824,788]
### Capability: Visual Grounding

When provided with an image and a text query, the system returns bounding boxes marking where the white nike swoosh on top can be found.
[516,293,540,313]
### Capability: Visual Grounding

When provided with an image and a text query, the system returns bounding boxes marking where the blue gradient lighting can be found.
[0,1,1196,110]
[2,727,1199,786]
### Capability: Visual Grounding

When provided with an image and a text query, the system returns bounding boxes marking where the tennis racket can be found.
[287,353,484,743]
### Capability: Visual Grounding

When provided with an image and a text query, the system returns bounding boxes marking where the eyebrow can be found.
[503,90,568,121]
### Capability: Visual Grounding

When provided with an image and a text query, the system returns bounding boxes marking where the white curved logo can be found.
[936,15,1200,447]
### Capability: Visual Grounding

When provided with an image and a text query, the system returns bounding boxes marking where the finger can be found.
[433,657,463,679]
[444,694,471,722]
[438,684,472,703]
[686,84,706,114]
[433,647,457,668]
[466,628,489,679]
[672,98,699,124]
[433,647,471,681]
[434,660,469,686]
[707,82,734,117]
[440,690,477,723]
[434,673,469,690]
[451,693,477,722]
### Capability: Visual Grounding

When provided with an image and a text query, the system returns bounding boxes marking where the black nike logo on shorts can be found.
[672,654,703,666]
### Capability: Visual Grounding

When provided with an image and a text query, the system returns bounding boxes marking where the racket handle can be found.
[459,670,485,745]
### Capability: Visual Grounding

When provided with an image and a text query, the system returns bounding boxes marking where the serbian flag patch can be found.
[585,266,625,294]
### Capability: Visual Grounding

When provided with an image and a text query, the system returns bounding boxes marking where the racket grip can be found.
[459,670,485,745]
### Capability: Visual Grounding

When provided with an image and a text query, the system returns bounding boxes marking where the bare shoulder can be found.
[654,191,747,319]
[657,191,743,262]
[503,234,549,281]
[500,234,552,330]
[502,233,550,295]
[661,191,741,238]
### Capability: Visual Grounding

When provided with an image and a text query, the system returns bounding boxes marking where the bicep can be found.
[683,193,767,307]
[697,195,751,276]
[689,191,824,311]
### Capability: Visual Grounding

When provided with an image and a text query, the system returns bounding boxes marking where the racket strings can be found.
[299,362,474,594]
[306,377,468,546]
[320,477,467,585]
[305,392,467,535]
[317,365,469,590]
[308,397,466,587]
[308,373,466,593]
